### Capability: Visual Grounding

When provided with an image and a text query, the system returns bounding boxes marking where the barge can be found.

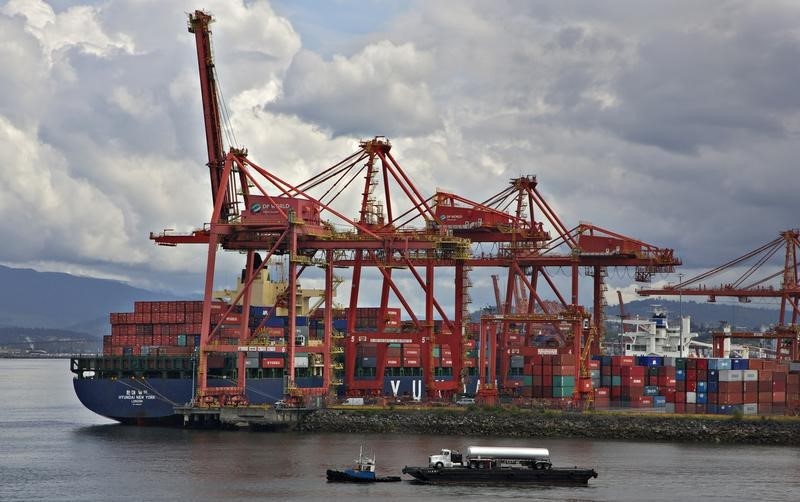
[402,446,598,486]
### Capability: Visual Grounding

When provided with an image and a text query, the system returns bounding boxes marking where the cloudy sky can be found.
[2,0,798,312]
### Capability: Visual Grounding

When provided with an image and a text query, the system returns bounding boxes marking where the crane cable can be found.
[209,35,240,152]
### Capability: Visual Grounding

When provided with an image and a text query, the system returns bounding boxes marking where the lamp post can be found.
[677,273,684,358]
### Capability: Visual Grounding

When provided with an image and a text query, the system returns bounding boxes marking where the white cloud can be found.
[0,0,798,307]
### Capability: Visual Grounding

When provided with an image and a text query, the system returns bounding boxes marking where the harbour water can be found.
[1,359,798,501]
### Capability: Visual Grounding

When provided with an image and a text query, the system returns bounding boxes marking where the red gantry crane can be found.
[639,229,800,360]
[153,10,681,409]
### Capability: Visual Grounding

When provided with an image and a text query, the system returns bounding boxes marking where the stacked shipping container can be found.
[591,356,800,415]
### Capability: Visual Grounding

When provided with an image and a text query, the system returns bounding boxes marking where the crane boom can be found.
[188,10,230,219]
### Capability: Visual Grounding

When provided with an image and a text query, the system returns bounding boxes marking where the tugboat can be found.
[326,446,402,483]
[402,446,598,485]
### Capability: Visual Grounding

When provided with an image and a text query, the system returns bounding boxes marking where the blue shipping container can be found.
[707,369,719,381]
[708,381,719,393]
[731,358,749,370]
[638,356,664,367]
[697,381,707,392]
[697,392,707,404]
[676,368,686,381]
[653,396,666,407]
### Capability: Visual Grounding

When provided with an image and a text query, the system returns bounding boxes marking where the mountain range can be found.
[0,265,190,352]
[0,265,783,353]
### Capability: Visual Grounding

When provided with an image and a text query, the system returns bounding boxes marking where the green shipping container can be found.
[552,386,574,397]
[523,376,533,386]
[553,376,575,387]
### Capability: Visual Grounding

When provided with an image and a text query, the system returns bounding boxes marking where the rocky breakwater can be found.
[297,407,800,445]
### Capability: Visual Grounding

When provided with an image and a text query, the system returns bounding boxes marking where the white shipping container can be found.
[743,370,758,381]
[719,369,743,382]
[686,391,697,404]
[742,403,758,415]
[294,356,309,368]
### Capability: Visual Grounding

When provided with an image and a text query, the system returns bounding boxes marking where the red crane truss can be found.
[639,229,800,361]
[153,10,681,406]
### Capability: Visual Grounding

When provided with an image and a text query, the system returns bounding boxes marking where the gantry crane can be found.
[153,10,681,408]
[638,229,800,360]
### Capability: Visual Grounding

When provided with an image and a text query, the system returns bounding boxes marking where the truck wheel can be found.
[435,462,444,469]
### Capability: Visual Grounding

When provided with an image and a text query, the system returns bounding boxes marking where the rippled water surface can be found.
[1,359,798,501]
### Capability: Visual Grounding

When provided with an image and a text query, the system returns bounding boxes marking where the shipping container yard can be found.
[71,10,800,425]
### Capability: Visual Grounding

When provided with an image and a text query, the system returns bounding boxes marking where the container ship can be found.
[70,266,480,424]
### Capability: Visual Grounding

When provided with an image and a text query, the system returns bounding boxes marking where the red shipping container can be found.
[687,359,697,370]
[464,359,475,368]
[386,358,400,367]
[620,366,645,377]
[626,377,645,386]
[687,381,697,392]
[543,365,553,376]
[772,391,786,403]
[403,358,420,367]
[623,386,644,398]
[676,381,686,392]
[773,379,787,392]
[675,402,686,413]
[260,358,284,368]
[743,381,758,393]
[553,365,574,376]
[748,359,765,370]
[595,387,610,398]
[555,354,576,365]
[758,391,772,403]
[664,387,677,403]
[685,403,697,413]
[719,393,742,405]
[719,381,742,393]
[743,391,757,403]
[696,358,708,370]
[612,355,635,366]
[675,391,686,403]
[589,360,600,370]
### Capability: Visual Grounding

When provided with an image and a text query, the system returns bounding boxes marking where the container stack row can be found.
[591,355,800,415]
[531,354,576,398]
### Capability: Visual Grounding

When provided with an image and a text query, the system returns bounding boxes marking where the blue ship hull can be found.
[73,375,478,424]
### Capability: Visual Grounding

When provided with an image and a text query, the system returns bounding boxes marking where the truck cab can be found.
[428,449,464,468]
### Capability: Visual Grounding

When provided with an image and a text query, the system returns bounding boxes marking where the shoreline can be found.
[296,407,800,445]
